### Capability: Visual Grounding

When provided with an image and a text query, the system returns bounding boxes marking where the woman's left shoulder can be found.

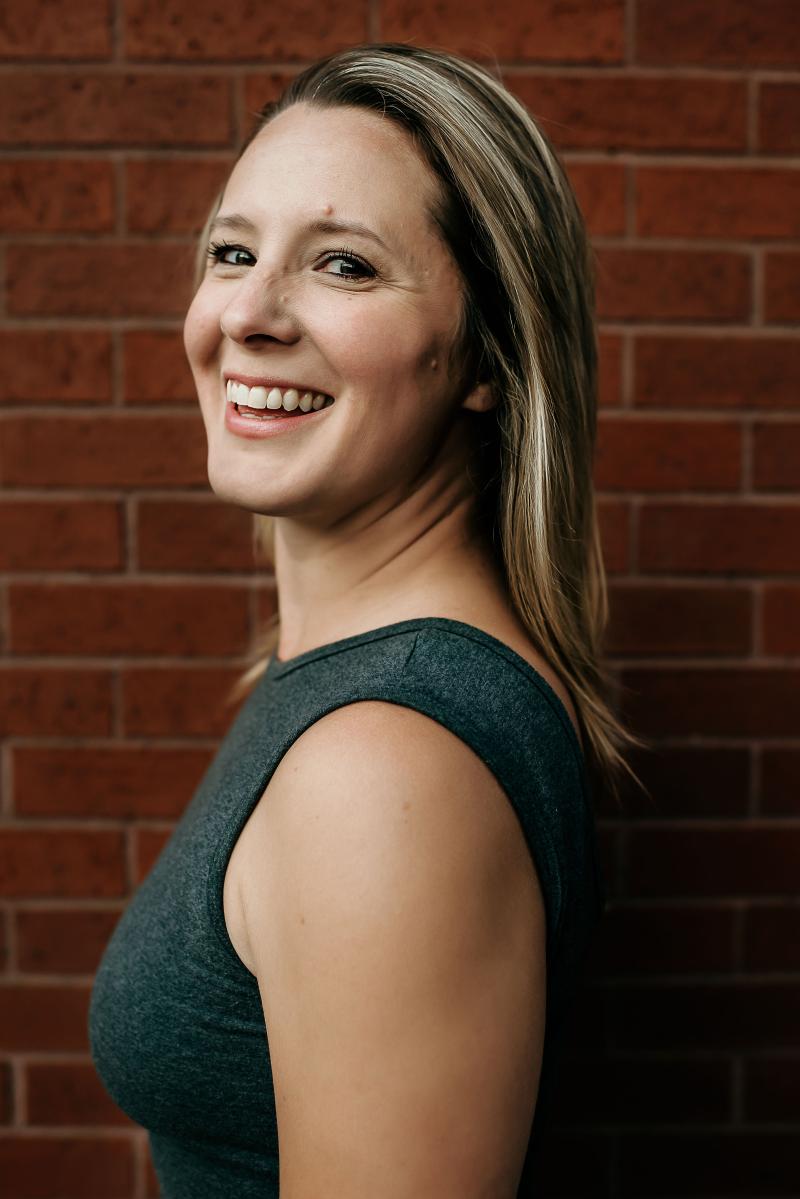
[477,618,582,741]
[405,610,583,749]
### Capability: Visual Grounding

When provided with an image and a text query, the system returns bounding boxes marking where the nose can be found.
[219,265,300,345]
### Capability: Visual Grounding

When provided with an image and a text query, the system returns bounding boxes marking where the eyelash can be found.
[205,240,375,282]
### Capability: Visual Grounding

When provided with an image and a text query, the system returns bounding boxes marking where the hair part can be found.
[197,42,646,806]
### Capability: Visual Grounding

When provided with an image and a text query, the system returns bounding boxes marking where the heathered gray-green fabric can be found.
[89,616,604,1197]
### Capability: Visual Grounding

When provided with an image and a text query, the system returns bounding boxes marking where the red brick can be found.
[16,908,122,974]
[137,499,255,570]
[597,414,743,489]
[565,160,626,237]
[134,826,173,882]
[0,1061,10,1123]
[595,417,741,490]
[598,332,622,408]
[761,748,800,815]
[607,583,751,656]
[620,745,750,819]
[597,499,629,574]
[552,1055,730,1126]
[620,667,800,737]
[0,413,207,487]
[241,72,299,123]
[0,501,122,570]
[759,82,800,154]
[637,0,800,66]
[629,825,800,898]
[0,829,125,899]
[596,249,750,322]
[0,159,113,234]
[0,330,111,405]
[125,0,368,59]
[754,421,800,490]
[509,75,746,152]
[126,156,232,233]
[383,0,623,62]
[123,329,197,404]
[639,502,800,574]
[0,984,91,1051]
[27,1061,134,1126]
[0,1135,133,1198]
[611,980,800,1050]
[620,1130,800,1196]
[745,1057,800,1123]
[765,252,800,323]
[637,166,800,240]
[0,669,113,736]
[13,745,213,818]
[763,584,800,657]
[8,581,250,656]
[745,905,800,971]
[634,335,800,411]
[0,0,111,58]
[7,243,193,318]
[591,903,735,976]
[0,72,232,146]
[122,666,244,736]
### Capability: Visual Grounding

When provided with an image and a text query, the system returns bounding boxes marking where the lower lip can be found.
[224,401,332,439]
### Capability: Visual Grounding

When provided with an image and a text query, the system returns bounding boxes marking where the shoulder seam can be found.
[411,626,583,768]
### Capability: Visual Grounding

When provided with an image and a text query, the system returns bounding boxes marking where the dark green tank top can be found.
[89,617,604,1197]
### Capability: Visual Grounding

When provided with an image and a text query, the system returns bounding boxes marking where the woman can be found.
[90,42,638,1198]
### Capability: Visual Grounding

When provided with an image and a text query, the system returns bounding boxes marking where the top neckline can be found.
[267,616,583,759]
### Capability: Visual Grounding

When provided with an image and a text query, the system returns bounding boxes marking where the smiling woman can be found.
[88,41,640,1199]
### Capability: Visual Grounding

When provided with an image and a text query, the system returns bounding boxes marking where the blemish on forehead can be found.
[322,203,334,216]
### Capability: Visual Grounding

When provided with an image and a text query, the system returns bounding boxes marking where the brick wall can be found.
[0,2,798,1196]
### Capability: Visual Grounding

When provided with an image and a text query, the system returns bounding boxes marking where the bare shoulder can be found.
[233,701,547,1198]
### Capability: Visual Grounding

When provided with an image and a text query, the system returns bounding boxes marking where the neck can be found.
[271,453,505,663]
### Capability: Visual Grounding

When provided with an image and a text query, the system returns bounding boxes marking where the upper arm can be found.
[238,701,547,1199]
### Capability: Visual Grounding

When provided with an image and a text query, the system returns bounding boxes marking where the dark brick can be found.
[639,503,800,575]
[634,335,800,411]
[607,584,751,656]
[637,0,800,67]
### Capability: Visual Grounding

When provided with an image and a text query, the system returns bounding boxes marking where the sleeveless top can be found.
[88,617,605,1197]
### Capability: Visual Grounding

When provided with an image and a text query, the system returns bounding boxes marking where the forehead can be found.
[223,102,444,248]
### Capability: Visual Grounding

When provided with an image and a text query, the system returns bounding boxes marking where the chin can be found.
[204,462,268,512]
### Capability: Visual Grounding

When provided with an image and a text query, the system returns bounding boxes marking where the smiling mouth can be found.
[233,402,330,420]
[226,379,335,416]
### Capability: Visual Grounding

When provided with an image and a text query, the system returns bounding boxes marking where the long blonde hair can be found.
[195,42,644,803]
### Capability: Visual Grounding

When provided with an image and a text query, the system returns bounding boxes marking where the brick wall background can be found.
[0,1,798,1196]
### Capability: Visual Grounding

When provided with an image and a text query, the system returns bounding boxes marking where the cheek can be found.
[324,297,448,391]
[183,288,219,372]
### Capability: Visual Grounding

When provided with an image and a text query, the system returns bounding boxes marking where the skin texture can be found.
[185,101,550,1196]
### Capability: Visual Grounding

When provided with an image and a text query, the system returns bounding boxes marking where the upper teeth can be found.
[226,380,332,413]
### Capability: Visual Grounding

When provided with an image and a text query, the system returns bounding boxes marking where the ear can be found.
[461,380,498,413]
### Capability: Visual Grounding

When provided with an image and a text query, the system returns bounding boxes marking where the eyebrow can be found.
[208,212,391,253]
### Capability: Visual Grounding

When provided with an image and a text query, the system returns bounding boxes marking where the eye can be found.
[206,241,254,267]
[318,248,375,283]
